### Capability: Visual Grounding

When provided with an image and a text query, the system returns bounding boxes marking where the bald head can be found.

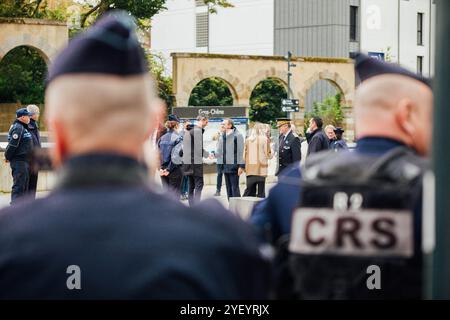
[354,74,433,156]
[45,74,159,166]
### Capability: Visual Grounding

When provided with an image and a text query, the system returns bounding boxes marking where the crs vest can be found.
[288,147,428,299]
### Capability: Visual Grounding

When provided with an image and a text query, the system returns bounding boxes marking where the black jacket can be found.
[277,131,301,175]
[28,119,41,148]
[5,120,33,162]
[215,128,245,174]
[306,128,329,157]
[182,125,209,177]
[0,153,271,299]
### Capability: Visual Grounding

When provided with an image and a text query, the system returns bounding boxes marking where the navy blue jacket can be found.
[306,128,329,157]
[215,128,245,174]
[28,119,41,148]
[0,154,271,299]
[157,129,182,172]
[4,120,33,162]
[250,137,416,243]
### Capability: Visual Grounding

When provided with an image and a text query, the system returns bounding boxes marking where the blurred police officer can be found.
[26,104,41,198]
[277,118,301,175]
[252,53,433,299]
[0,11,270,299]
[5,108,33,204]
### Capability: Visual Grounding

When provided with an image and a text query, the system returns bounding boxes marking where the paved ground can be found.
[0,183,275,211]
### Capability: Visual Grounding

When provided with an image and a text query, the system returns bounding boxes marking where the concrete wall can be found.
[0,152,56,193]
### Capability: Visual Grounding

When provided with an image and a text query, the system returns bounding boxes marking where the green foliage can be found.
[0,46,47,104]
[146,52,173,113]
[188,78,233,107]
[249,78,287,126]
[0,0,66,21]
[304,93,345,134]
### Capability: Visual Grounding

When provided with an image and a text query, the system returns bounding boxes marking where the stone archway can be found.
[0,18,68,64]
[179,68,241,107]
[187,76,239,106]
[172,53,355,139]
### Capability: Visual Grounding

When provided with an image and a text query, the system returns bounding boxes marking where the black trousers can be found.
[243,175,266,198]
[188,175,204,206]
[28,172,38,199]
[161,167,183,195]
[224,173,241,199]
[10,160,29,205]
[216,164,224,192]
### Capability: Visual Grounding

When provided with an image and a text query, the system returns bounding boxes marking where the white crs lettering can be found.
[289,208,414,257]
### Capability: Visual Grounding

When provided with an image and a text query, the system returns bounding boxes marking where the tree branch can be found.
[80,2,102,28]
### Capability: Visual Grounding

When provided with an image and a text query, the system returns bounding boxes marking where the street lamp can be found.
[286,51,297,99]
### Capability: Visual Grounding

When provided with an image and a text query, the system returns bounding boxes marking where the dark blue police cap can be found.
[16,108,33,118]
[353,53,431,88]
[47,10,147,84]
[168,114,180,122]
[334,127,344,134]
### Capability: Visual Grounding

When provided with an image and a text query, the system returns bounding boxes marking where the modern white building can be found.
[151,0,436,81]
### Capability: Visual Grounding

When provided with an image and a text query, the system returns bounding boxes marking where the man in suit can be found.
[26,104,42,198]
[182,115,209,206]
[0,11,270,299]
[277,118,301,175]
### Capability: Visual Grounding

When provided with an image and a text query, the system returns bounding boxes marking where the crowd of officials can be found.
[0,11,433,299]
[155,113,348,204]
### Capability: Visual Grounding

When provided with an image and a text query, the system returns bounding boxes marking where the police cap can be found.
[276,118,291,127]
[16,108,33,118]
[353,52,431,88]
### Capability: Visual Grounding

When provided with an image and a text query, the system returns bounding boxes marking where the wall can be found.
[0,104,46,132]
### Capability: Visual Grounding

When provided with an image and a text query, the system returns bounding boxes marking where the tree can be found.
[249,78,287,125]
[0,0,66,21]
[0,46,47,104]
[75,0,233,28]
[304,93,345,134]
[188,78,233,106]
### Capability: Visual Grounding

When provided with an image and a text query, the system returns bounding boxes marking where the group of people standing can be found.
[156,111,349,205]
[5,105,41,204]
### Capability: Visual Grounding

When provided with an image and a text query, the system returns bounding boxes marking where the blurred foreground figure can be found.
[253,53,433,299]
[0,11,270,299]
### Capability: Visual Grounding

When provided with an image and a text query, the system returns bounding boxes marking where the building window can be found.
[350,6,358,42]
[196,12,209,47]
[417,56,423,74]
[417,13,424,45]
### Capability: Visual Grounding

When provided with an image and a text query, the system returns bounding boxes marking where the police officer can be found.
[0,11,270,299]
[330,127,348,151]
[5,108,33,204]
[27,104,42,198]
[157,114,183,194]
[252,53,433,299]
[276,118,301,175]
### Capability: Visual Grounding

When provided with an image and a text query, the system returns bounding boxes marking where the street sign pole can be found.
[428,0,450,299]
[286,51,296,119]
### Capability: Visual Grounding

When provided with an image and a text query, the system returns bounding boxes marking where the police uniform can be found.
[0,12,271,299]
[5,109,33,204]
[277,119,301,175]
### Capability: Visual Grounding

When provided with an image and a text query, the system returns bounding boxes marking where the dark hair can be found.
[312,116,323,129]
